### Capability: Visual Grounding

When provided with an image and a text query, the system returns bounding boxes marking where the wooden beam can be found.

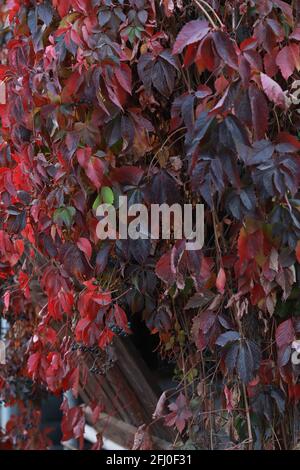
[84,408,172,450]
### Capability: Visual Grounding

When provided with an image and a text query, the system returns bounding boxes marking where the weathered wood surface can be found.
[79,336,175,444]
[84,409,172,450]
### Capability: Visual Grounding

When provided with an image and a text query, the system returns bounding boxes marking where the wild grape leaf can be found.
[138,51,178,97]
[220,337,261,383]
[216,267,226,294]
[111,166,144,186]
[148,169,180,205]
[52,0,71,17]
[260,73,286,109]
[237,140,274,166]
[226,186,257,220]
[155,241,186,288]
[273,0,293,22]
[161,0,174,18]
[239,55,251,87]
[251,386,286,421]
[172,20,210,55]
[248,84,268,140]
[27,352,41,380]
[290,26,300,40]
[276,318,295,349]
[61,398,85,449]
[221,114,250,151]
[190,154,225,207]
[53,206,76,228]
[184,290,214,310]
[77,237,92,260]
[132,424,153,450]
[155,250,176,286]
[129,238,151,265]
[236,340,261,384]
[276,45,295,80]
[115,63,132,95]
[38,2,54,26]
[96,244,111,275]
[165,393,192,433]
[77,148,104,190]
[147,305,172,333]
[216,331,241,347]
[276,132,300,152]
[192,310,220,351]
[195,35,217,71]
[213,31,238,70]
[185,112,214,156]
[59,242,92,279]
[252,153,299,198]
[110,304,130,333]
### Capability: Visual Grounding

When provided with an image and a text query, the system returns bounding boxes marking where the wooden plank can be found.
[79,337,175,443]
[81,352,136,424]
[112,337,174,441]
[84,409,172,450]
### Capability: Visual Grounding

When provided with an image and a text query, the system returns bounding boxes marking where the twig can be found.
[193,0,218,29]
[243,384,253,450]
[147,127,186,176]
[193,0,224,29]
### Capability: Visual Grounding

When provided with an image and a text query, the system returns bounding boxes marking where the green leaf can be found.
[53,206,76,228]
[92,194,102,212]
[101,186,114,205]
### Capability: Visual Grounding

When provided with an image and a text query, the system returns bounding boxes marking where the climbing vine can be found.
[0,0,300,450]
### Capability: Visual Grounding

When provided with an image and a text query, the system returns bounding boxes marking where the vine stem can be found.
[243,384,253,450]
[147,126,186,176]
[193,0,224,29]
[211,205,222,270]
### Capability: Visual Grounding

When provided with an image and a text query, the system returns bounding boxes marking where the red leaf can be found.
[276,319,295,349]
[165,393,192,434]
[62,70,84,100]
[213,31,238,70]
[276,132,300,150]
[53,0,71,17]
[249,84,268,140]
[162,0,174,17]
[290,26,300,41]
[260,72,286,109]
[111,304,130,332]
[172,20,210,55]
[240,37,258,51]
[264,47,279,77]
[239,55,251,87]
[111,166,144,185]
[77,149,104,190]
[155,251,176,285]
[115,63,132,95]
[98,327,115,349]
[296,240,300,263]
[152,391,168,419]
[85,157,104,190]
[61,398,85,449]
[224,385,234,413]
[216,267,226,294]
[289,43,300,71]
[27,352,41,379]
[77,237,92,260]
[276,46,295,80]
[195,36,216,71]
[3,290,10,312]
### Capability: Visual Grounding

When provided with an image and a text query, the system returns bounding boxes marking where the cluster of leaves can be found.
[0,0,300,450]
